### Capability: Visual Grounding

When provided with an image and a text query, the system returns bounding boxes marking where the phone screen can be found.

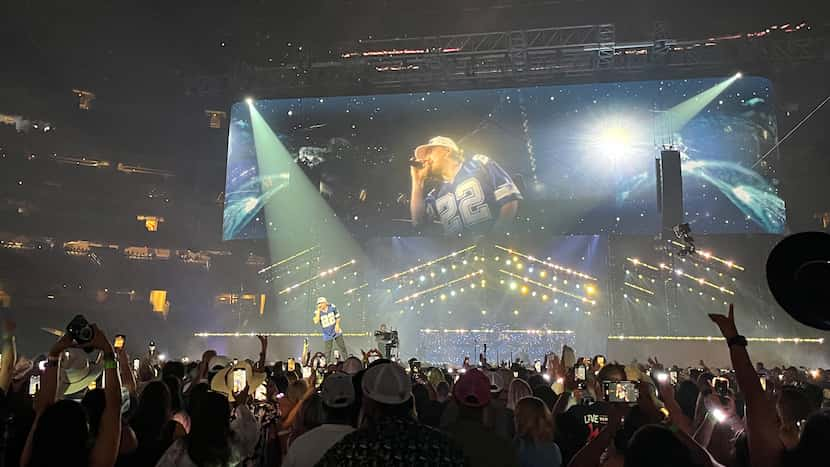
[759,376,767,391]
[29,375,41,395]
[287,358,296,372]
[232,368,247,393]
[133,359,140,371]
[114,335,125,349]
[603,381,639,403]
[670,371,678,385]
[596,356,606,367]
[575,365,587,381]
[713,377,730,397]
[254,383,268,401]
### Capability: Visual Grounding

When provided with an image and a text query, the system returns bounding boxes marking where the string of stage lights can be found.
[626,257,735,295]
[258,245,318,276]
[395,270,484,304]
[498,269,597,305]
[495,245,597,281]
[381,245,477,282]
[668,240,745,271]
[278,259,357,295]
[608,335,824,344]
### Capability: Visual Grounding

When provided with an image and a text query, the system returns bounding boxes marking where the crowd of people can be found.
[1,305,828,467]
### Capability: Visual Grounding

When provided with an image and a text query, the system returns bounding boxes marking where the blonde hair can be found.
[515,396,554,444]
[507,378,533,410]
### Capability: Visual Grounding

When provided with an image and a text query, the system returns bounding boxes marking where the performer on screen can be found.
[410,136,522,236]
[313,296,347,363]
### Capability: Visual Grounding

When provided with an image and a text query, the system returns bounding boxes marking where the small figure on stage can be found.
[313,297,347,363]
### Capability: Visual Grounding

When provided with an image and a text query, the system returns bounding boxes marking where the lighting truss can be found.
[626,257,734,295]
[381,245,477,282]
[498,269,596,305]
[669,241,745,271]
[194,331,370,338]
[258,245,319,275]
[608,335,824,344]
[395,270,484,304]
[278,259,357,295]
[496,245,597,280]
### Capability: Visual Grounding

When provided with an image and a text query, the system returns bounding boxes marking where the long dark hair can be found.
[187,391,233,467]
[29,400,90,467]
[131,380,173,444]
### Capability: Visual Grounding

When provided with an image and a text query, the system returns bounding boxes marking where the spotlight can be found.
[735,72,743,79]
[245,97,254,105]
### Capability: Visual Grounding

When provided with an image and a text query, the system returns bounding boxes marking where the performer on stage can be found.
[313,297,346,363]
[410,136,522,236]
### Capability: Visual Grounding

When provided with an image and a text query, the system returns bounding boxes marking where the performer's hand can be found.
[335,326,342,335]
[410,158,431,186]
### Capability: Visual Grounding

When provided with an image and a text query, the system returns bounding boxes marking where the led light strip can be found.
[194,331,370,338]
[626,258,660,271]
[395,270,483,304]
[499,269,597,305]
[669,241,745,271]
[381,245,476,282]
[344,283,369,295]
[624,282,655,295]
[608,335,824,344]
[495,245,597,281]
[627,257,734,295]
[278,259,357,295]
[258,245,319,275]
[420,329,575,334]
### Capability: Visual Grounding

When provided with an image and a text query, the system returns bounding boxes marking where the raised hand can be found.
[708,303,739,339]
[89,324,114,353]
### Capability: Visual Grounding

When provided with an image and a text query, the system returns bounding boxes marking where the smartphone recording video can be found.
[603,381,639,403]
[574,364,587,389]
[29,375,41,395]
[713,377,730,397]
[287,358,296,372]
[113,335,125,350]
[232,368,247,393]
[759,375,767,391]
[670,370,678,385]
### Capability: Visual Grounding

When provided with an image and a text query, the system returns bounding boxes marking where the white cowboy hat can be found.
[60,349,104,395]
[414,136,461,161]
[210,360,267,402]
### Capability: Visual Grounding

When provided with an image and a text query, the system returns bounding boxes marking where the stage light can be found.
[520,286,529,295]
[513,309,519,315]
[735,72,743,79]
[245,97,254,105]
[509,282,518,290]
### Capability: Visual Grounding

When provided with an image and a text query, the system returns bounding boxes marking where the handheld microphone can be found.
[409,157,424,168]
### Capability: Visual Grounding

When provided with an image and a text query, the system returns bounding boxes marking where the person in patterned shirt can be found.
[410,136,522,237]
[315,362,467,467]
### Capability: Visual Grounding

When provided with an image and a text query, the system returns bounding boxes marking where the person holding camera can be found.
[20,318,122,467]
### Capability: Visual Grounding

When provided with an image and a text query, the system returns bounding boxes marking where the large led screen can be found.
[223,76,783,241]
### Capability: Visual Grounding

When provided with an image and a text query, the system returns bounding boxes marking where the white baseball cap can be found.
[414,136,461,160]
[317,297,328,304]
[362,362,412,405]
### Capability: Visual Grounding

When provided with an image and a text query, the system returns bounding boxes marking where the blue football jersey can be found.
[426,155,522,235]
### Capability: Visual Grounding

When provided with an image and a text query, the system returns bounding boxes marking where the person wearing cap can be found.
[317,362,465,466]
[410,136,522,237]
[313,297,347,363]
[283,373,357,467]
[445,369,519,467]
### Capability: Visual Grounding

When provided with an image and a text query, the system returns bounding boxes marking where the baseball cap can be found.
[342,356,364,375]
[362,362,412,405]
[453,368,491,407]
[317,297,328,304]
[321,372,356,408]
[486,370,504,393]
[414,136,461,160]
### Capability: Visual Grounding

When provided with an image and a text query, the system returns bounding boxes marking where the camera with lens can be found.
[66,314,95,345]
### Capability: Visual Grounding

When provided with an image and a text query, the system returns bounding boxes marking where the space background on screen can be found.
[223,76,783,241]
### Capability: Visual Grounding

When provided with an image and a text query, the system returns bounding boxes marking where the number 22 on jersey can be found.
[435,178,492,234]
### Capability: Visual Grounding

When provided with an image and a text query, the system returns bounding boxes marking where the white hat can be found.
[414,136,461,161]
[321,372,355,408]
[317,297,328,304]
[60,350,104,395]
[210,360,267,402]
[362,362,412,405]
